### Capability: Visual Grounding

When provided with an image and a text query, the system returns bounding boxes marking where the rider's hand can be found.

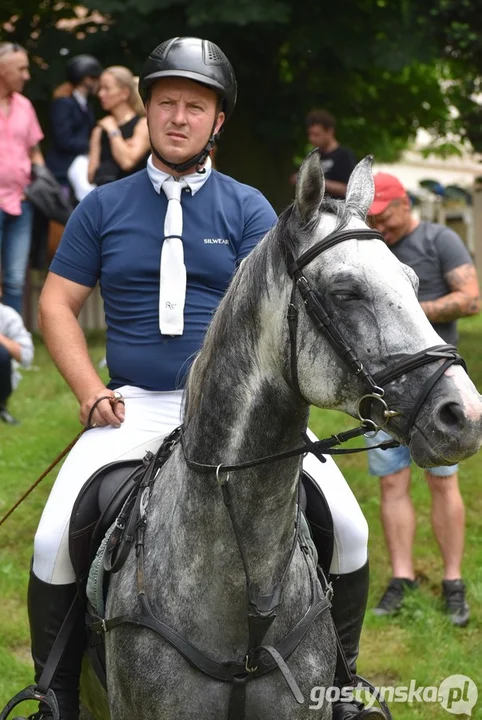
[80,389,125,429]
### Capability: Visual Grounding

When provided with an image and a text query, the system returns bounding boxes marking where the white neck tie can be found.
[159,178,187,335]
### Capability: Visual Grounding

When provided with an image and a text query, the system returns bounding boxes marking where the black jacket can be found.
[46,96,95,182]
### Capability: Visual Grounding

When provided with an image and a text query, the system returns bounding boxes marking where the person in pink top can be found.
[0,42,44,315]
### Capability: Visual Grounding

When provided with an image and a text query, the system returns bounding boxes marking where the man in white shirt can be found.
[0,299,34,423]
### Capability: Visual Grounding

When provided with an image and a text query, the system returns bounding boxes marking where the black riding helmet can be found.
[66,54,103,85]
[139,37,237,173]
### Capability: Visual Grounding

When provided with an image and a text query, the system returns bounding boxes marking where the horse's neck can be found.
[183,334,309,590]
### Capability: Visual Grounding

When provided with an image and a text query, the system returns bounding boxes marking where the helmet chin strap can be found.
[151,116,220,175]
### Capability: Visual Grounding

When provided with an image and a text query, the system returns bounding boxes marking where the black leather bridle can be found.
[285,226,466,439]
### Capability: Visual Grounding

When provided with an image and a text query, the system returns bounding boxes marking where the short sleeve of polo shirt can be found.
[237,190,277,263]
[433,225,473,276]
[50,189,102,287]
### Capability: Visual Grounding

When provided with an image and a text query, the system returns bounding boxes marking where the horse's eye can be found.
[330,289,362,303]
[334,293,359,302]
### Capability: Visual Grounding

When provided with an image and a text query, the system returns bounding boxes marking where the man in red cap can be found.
[366,171,480,626]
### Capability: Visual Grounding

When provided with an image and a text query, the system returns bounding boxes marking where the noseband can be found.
[286,226,466,439]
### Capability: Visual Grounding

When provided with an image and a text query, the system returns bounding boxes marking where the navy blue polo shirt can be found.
[50,169,277,390]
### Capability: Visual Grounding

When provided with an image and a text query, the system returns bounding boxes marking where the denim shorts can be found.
[364,429,458,478]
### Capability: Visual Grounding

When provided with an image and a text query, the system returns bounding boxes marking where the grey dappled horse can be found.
[81,152,482,720]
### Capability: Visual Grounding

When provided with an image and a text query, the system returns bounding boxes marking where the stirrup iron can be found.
[0,685,60,720]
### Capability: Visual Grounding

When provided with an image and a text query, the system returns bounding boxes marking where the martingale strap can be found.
[90,550,331,709]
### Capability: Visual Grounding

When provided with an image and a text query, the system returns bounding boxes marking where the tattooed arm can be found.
[420,263,480,323]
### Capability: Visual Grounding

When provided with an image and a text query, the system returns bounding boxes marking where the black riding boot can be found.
[330,562,386,719]
[13,570,86,720]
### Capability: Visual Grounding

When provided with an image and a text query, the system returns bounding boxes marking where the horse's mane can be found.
[184,196,352,422]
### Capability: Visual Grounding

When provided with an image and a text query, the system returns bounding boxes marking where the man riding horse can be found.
[11,37,383,719]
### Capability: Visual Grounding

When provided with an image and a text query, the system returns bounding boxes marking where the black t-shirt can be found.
[94,115,149,186]
[390,222,473,345]
[318,146,357,185]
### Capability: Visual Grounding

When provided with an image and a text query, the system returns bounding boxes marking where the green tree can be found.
[420,0,482,153]
[0,0,469,208]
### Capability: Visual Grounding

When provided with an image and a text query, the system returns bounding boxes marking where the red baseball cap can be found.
[370,173,407,215]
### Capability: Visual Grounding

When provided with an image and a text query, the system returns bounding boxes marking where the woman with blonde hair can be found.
[88,65,150,185]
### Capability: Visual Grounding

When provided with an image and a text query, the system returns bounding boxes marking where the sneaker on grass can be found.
[372,577,418,616]
[442,579,470,627]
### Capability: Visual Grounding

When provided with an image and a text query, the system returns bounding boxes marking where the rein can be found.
[181,425,399,476]
[0,393,124,529]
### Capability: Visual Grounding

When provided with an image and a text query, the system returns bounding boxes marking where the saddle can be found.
[69,457,334,598]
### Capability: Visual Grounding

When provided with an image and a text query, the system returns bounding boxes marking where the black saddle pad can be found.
[301,471,334,576]
[69,456,150,590]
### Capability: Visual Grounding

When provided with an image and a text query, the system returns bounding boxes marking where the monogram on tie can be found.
[160,177,187,335]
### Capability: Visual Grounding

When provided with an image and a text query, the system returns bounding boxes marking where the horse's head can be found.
[281,150,482,466]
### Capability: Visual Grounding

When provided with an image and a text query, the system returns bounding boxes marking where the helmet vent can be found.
[206,43,224,63]
[151,40,171,60]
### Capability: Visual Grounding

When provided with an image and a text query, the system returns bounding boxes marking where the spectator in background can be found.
[0,298,34,424]
[46,54,102,197]
[366,172,480,627]
[0,41,44,316]
[88,66,150,186]
[303,109,356,198]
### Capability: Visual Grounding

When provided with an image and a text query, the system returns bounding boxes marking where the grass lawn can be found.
[1,319,481,719]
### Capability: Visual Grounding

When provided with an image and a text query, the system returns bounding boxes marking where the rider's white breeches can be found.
[303,429,368,575]
[33,390,368,584]
[33,387,185,584]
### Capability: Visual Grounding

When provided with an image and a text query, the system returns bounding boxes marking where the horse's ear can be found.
[294,150,325,226]
[345,155,375,219]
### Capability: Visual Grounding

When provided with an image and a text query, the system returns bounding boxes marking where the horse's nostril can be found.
[438,402,465,429]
